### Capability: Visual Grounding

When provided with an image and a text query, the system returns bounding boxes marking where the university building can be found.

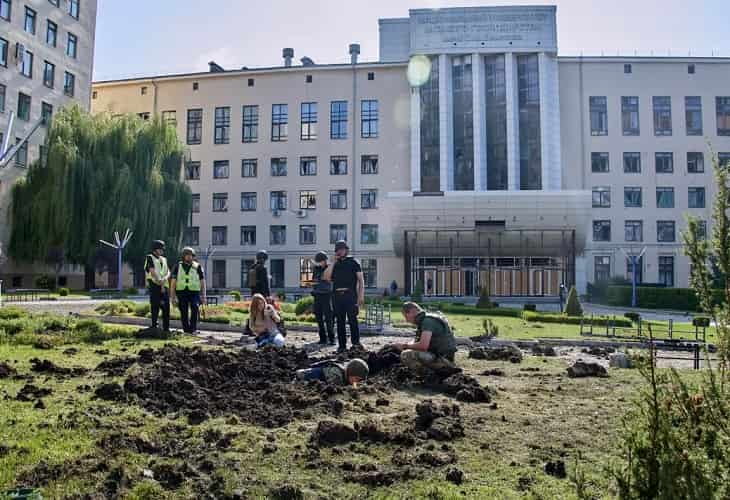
[0,0,98,288]
[90,5,727,297]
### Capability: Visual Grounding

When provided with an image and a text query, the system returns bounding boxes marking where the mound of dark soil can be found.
[446,467,465,484]
[94,383,126,401]
[567,361,608,378]
[469,345,523,363]
[430,373,491,403]
[415,400,464,441]
[269,484,304,500]
[95,356,136,376]
[16,384,53,402]
[0,361,17,378]
[62,348,79,356]
[532,344,557,357]
[544,459,567,478]
[29,358,87,377]
[582,346,616,358]
[135,327,176,340]
[313,421,359,446]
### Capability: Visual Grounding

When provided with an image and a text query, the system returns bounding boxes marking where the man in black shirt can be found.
[323,240,364,353]
[312,251,335,345]
[170,247,207,334]
[249,250,270,297]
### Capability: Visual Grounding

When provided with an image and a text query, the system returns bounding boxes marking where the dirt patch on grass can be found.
[0,361,17,378]
[30,358,88,377]
[15,383,53,402]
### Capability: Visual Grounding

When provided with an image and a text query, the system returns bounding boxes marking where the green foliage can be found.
[230,290,242,301]
[412,280,424,302]
[124,287,139,295]
[434,303,522,318]
[523,303,537,312]
[279,302,295,314]
[476,286,492,308]
[624,312,641,323]
[564,286,583,316]
[606,285,724,311]
[692,316,711,328]
[0,307,28,320]
[94,300,137,316]
[8,107,191,277]
[0,313,134,346]
[58,287,70,296]
[482,318,499,337]
[294,296,315,315]
[134,302,151,317]
[523,311,631,327]
[587,276,631,302]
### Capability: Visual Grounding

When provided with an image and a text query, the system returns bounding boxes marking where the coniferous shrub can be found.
[564,286,583,316]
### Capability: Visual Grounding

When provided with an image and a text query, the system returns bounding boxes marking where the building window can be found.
[484,54,507,191]
[68,0,79,19]
[697,221,708,240]
[241,158,257,178]
[62,71,75,96]
[452,55,474,191]
[247,78,254,87]
[591,152,609,173]
[362,259,377,288]
[211,260,226,288]
[625,220,643,242]
[658,256,674,287]
[300,258,315,287]
[270,259,284,288]
[517,54,542,190]
[66,32,77,58]
[361,189,377,209]
[594,256,611,282]
[656,187,675,208]
[593,220,611,242]
[212,193,228,212]
[624,64,632,74]
[41,102,53,125]
[687,152,704,173]
[270,191,287,211]
[299,225,316,245]
[21,50,33,78]
[240,192,256,211]
[685,96,703,136]
[242,105,258,142]
[240,226,256,246]
[688,187,706,208]
[657,221,676,242]
[329,190,347,210]
[240,259,255,288]
[653,96,672,136]
[329,224,347,244]
[655,152,674,174]
[0,84,4,113]
[719,153,730,169]
[624,187,642,208]
[299,157,317,176]
[212,227,228,246]
[0,0,9,21]
[330,101,347,139]
[0,37,6,67]
[161,110,176,127]
[300,102,317,140]
[688,64,695,74]
[589,96,608,136]
[213,160,229,179]
[17,93,31,121]
[361,99,379,138]
[184,227,199,247]
[191,194,200,213]
[717,97,730,136]
[270,226,286,245]
[137,112,150,121]
[299,190,317,210]
[592,187,611,208]
[361,224,379,244]
[367,72,375,81]
[192,82,199,91]
[621,96,640,136]
[330,156,347,175]
[623,152,641,173]
[186,109,202,145]
[271,104,288,141]
[185,161,200,180]
[361,155,378,174]
[43,61,55,88]
[15,138,28,167]
[46,20,57,47]
[92,91,97,99]
[271,158,287,177]
[24,6,36,34]
[214,107,231,144]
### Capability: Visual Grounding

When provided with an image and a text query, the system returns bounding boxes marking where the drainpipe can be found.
[151,79,159,118]
[350,44,360,254]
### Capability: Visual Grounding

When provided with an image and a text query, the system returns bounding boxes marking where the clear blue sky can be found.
[94,0,730,81]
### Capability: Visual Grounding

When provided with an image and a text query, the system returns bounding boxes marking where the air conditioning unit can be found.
[296,209,307,218]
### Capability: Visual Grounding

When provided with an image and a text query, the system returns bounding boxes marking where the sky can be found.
[93,0,730,81]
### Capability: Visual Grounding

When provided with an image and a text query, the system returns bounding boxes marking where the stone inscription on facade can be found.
[410,7,557,53]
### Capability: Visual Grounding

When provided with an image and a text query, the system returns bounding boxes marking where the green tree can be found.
[8,106,191,289]
[563,286,583,316]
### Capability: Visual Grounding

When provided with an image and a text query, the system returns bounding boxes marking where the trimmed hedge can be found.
[523,310,632,327]
[437,304,522,318]
[605,286,725,312]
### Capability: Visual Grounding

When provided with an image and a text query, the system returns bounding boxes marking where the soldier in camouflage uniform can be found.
[392,302,458,376]
[295,358,369,385]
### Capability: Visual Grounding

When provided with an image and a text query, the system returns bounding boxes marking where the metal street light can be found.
[99,229,133,292]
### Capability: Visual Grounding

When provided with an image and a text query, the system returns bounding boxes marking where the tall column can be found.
[505,53,521,191]
[410,86,421,192]
[538,52,562,191]
[438,54,452,192]
[472,53,487,191]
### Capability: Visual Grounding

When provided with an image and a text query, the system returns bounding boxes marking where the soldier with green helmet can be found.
[170,246,207,334]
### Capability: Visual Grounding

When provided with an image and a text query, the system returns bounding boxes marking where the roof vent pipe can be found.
[283,48,294,67]
[349,43,360,64]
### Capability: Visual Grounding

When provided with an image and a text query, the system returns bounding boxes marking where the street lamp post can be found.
[99,229,133,292]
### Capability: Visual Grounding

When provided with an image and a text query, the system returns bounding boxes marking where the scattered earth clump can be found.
[446,467,465,484]
[95,356,137,376]
[567,361,608,378]
[544,459,567,478]
[0,361,17,378]
[582,346,616,358]
[15,383,53,402]
[531,344,557,357]
[269,485,304,500]
[29,358,88,377]
[469,345,523,363]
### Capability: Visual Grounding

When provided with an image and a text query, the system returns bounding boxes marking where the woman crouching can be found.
[248,293,285,348]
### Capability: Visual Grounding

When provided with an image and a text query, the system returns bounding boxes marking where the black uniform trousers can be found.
[149,284,170,331]
[333,289,360,349]
[177,291,200,333]
[313,293,335,343]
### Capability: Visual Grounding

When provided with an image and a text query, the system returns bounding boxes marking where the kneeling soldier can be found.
[170,247,207,334]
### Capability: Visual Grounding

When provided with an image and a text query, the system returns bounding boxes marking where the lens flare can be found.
[407,55,432,87]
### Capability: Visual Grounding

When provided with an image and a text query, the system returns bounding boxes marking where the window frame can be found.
[591,152,609,173]
[241,158,257,178]
[300,102,317,141]
[685,96,703,136]
[592,220,611,242]
[269,225,286,246]
[589,96,608,136]
[625,220,643,243]
[24,6,36,34]
[214,106,231,145]
[0,0,10,21]
[658,256,675,287]
[653,96,673,136]
[43,60,55,88]
[330,100,348,139]
[212,193,229,213]
[270,157,287,177]
[66,32,77,58]
[41,101,53,125]
[21,49,33,78]
[269,191,287,211]
[191,194,200,213]
[657,221,676,243]
[240,192,257,212]
[186,108,203,145]
[688,187,706,209]
[655,152,674,174]
[68,0,79,19]
[330,156,347,175]
[361,155,378,174]
[623,152,641,173]
[63,71,75,97]
[361,258,377,288]
[271,103,288,142]
[716,97,730,136]
[184,227,199,247]
[361,99,379,138]
[329,224,347,244]
[242,105,258,143]
[624,187,642,208]
[360,224,379,245]
[656,187,675,209]
[46,20,57,47]
[184,161,201,180]
[240,225,257,246]
[329,189,347,210]
[687,152,704,173]
[361,189,377,209]
[621,96,640,136]
[298,190,317,210]
[211,226,228,247]
[591,186,611,208]
[299,156,317,176]
[594,255,611,282]
[212,160,230,179]
[17,92,31,121]
[299,225,317,245]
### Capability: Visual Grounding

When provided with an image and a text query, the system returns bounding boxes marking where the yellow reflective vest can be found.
[145,254,169,288]
[176,261,201,292]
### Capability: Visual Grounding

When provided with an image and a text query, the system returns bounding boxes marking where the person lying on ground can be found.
[391,302,459,377]
[295,358,369,386]
[248,293,285,348]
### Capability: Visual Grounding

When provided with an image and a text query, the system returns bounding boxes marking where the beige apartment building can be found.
[90,5,728,297]
[0,0,98,288]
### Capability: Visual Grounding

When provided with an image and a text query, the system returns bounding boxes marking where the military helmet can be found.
[345,358,369,380]
[182,246,196,257]
[256,250,268,262]
[151,240,166,251]
[334,240,349,252]
[314,251,328,263]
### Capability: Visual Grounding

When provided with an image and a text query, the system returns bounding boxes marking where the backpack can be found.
[247,264,258,288]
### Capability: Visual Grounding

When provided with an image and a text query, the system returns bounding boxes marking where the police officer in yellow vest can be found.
[170,247,207,334]
[144,240,171,331]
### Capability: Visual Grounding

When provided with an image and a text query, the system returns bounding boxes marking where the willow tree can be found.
[9,106,191,288]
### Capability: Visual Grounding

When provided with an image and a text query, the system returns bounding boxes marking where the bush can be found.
[0,318,32,336]
[58,287,70,297]
[412,281,424,302]
[0,307,27,320]
[476,286,492,309]
[606,286,724,312]
[482,318,499,337]
[230,290,242,301]
[438,304,522,318]
[276,291,286,301]
[294,296,315,315]
[94,300,137,316]
[624,312,641,323]
[564,286,583,316]
[587,276,631,302]
[523,311,632,327]
[523,304,537,312]
[134,303,151,317]
[124,286,139,295]
[692,316,711,328]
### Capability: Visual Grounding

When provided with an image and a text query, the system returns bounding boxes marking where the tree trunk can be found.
[84,263,96,290]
